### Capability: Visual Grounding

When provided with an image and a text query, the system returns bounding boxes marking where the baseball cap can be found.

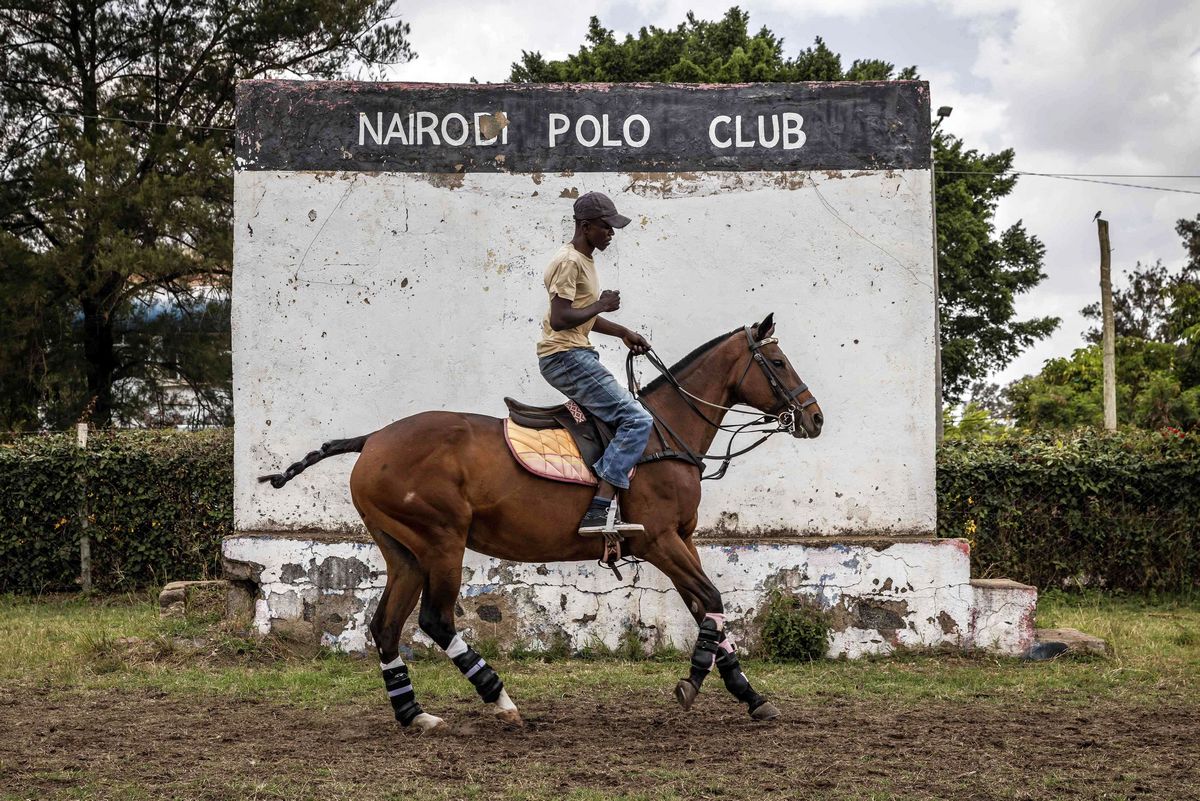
[573,192,631,229]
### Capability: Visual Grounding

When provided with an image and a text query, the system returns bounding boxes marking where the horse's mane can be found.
[640,328,741,396]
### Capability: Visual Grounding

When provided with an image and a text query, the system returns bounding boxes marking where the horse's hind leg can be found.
[368,529,444,732]
[418,546,523,726]
[646,535,779,720]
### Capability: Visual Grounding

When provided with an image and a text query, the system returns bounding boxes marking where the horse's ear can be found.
[755,312,775,340]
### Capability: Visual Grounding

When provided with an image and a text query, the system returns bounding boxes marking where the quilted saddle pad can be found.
[503,419,597,486]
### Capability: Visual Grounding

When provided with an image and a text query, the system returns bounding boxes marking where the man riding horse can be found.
[537,191,653,536]
[260,193,824,732]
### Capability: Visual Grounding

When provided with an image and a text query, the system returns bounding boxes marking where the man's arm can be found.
[593,316,652,355]
[548,292,620,331]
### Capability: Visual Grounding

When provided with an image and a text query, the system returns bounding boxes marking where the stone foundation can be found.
[222,532,1036,657]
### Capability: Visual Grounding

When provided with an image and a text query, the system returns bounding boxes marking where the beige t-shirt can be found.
[536,243,600,357]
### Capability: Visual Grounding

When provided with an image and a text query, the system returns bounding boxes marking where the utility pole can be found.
[1097,217,1117,430]
[77,422,92,592]
[932,107,952,443]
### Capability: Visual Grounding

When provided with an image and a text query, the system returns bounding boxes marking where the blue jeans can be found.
[538,348,654,490]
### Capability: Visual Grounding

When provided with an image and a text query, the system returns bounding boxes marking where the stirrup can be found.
[578,500,645,538]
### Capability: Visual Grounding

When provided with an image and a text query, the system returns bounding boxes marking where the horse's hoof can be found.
[495,708,525,728]
[409,712,447,733]
[750,701,781,721]
[674,679,699,711]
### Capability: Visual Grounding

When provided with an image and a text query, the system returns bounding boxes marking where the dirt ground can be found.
[1,686,1197,801]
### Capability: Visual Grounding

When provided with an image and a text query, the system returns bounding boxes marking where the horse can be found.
[259,312,823,732]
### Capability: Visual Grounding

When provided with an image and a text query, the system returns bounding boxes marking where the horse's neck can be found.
[642,345,738,457]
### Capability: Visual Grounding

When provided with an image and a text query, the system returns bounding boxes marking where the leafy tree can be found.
[509,8,1054,403]
[1081,260,1173,343]
[0,0,413,429]
[1007,216,1200,431]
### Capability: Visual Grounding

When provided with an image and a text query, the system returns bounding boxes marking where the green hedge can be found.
[938,429,1200,593]
[0,429,232,593]
[2,427,1197,594]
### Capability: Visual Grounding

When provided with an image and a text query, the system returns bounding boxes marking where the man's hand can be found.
[596,289,621,313]
[622,330,652,355]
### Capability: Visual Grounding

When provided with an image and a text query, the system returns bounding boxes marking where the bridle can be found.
[627,325,818,481]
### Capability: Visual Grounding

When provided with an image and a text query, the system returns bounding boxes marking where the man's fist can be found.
[597,289,621,312]
[623,330,652,355]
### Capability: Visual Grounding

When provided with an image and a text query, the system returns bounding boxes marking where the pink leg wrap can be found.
[704,612,726,631]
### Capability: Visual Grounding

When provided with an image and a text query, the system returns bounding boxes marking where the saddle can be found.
[502,397,614,486]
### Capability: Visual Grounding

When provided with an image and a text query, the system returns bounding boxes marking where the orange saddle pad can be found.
[503,419,597,486]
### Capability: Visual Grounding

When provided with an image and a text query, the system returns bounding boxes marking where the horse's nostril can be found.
[813,413,824,428]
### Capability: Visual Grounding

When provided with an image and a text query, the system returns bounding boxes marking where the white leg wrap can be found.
[380,653,407,670]
[444,633,469,659]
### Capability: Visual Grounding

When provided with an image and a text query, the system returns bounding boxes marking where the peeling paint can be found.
[233,534,1033,659]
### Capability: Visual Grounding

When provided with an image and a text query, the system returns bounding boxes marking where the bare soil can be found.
[1,686,1197,800]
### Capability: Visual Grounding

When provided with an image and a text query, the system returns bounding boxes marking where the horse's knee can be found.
[696,582,723,615]
[417,604,454,649]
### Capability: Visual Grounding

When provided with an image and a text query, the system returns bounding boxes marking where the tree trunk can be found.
[81,300,116,426]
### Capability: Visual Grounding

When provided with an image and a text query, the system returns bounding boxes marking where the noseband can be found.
[737,325,818,435]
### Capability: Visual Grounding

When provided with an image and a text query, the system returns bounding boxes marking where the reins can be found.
[626,326,812,481]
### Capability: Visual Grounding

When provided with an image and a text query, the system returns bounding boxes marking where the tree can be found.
[1007,216,1200,431]
[509,8,1055,403]
[1080,260,1173,342]
[0,0,412,428]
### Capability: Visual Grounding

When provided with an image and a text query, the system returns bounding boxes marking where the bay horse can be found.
[260,313,823,732]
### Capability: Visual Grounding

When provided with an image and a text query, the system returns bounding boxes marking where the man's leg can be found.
[539,349,654,531]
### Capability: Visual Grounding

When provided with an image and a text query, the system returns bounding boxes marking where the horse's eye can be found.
[771,359,785,368]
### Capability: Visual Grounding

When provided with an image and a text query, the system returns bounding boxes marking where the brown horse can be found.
[261,313,822,732]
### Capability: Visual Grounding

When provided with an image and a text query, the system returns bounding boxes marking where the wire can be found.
[939,170,1200,179]
[937,169,1200,195]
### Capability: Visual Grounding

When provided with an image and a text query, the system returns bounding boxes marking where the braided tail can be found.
[257,435,370,489]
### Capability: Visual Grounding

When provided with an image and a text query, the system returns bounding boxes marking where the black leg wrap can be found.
[716,649,765,709]
[687,618,722,688]
[382,663,424,726]
[452,647,504,704]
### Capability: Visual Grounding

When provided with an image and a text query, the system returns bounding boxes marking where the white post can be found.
[1097,219,1117,431]
[76,422,91,592]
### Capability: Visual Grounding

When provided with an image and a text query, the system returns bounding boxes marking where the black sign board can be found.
[236,81,930,173]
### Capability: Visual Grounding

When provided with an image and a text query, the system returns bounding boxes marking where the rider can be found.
[537,192,654,535]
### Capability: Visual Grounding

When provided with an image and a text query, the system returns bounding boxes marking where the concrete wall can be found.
[222,533,1036,658]
[233,167,935,534]
[233,81,936,538]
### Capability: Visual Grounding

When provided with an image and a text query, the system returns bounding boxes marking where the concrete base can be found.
[1026,627,1110,660]
[221,532,1036,658]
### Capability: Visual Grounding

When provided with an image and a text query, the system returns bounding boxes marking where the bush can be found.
[758,590,831,661]
[938,428,1200,594]
[0,429,233,593]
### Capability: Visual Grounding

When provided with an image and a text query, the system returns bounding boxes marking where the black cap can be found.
[573,192,631,229]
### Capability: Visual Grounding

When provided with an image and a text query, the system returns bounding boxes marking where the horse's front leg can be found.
[645,536,780,720]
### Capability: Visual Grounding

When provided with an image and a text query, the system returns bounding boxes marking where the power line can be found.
[937,169,1200,195]
[939,170,1200,179]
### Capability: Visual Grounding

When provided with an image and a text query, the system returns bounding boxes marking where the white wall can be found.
[233,169,935,534]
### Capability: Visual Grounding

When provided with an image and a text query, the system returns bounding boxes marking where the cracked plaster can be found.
[223,535,1034,658]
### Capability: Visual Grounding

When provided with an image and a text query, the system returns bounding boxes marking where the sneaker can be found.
[578,500,645,537]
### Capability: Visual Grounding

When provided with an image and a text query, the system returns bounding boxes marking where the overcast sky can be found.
[382,0,1200,388]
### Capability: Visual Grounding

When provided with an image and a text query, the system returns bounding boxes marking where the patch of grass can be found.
[1,591,1197,710]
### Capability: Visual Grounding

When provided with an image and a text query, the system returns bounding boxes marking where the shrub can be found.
[0,429,233,593]
[938,428,1200,594]
[758,590,831,661]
